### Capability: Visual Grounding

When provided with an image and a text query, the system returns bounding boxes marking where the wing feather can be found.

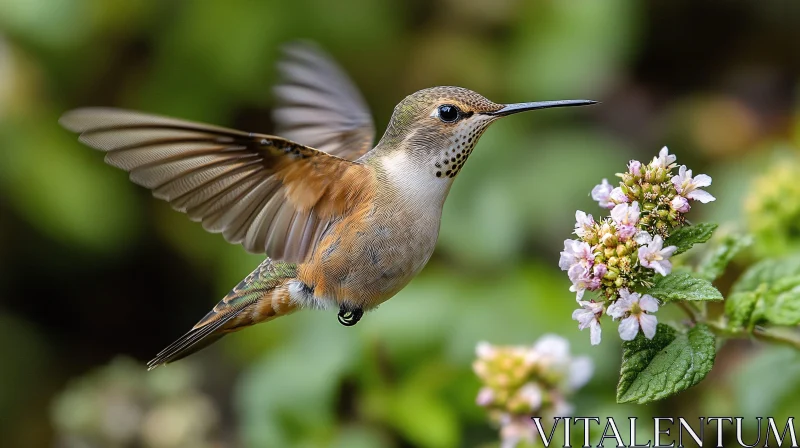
[273,42,375,160]
[59,108,374,262]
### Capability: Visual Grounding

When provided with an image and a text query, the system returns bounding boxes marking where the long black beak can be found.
[486,99,597,116]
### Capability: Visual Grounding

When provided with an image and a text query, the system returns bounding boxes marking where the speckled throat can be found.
[435,117,494,179]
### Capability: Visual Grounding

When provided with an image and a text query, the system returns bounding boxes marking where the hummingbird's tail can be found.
[147,259,299,370]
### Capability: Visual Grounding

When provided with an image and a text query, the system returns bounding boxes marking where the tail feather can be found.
[147,259,298,370]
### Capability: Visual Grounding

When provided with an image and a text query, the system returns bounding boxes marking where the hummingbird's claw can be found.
[337,306,363,327]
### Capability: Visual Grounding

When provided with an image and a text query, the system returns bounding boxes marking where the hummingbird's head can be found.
[376,86,596,182]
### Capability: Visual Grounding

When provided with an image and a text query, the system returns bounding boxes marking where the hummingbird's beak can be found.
[486,99,598,116]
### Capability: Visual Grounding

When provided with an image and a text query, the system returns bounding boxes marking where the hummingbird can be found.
[59,42,596,369]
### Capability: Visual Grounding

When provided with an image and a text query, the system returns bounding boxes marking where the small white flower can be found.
[634,231,653,246]
[591,179,614,209]
[610,202,640,240]
[610,186,629,204]
[628,160,642,176]
[568,264,598,301]
[568,356,594,390]
[533,334,571,363]
[531,334,578,384]
[551,398,575,418]
[606,289,659,340]
[476,387,494,406]
[500,416,536,448]
[476,341,496,360]
[559,239,593,271]
[517,383,543,410]
[672,165,715,203]
[651,146,677,169]
[574,211,595,238]
[637,235,677,275]
[670,195,690,213]
[572,301,603,345]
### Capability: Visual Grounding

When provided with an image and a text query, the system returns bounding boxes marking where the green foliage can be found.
[725,291,760,331]
[665,223,718,255]
[617,324,715,404]
[729,256,800,328]
[731,255,800,294]
[647,272,723,303]
[698,233,752,281]
[745,155,800,257]
[764,277,800,326]
[734,347,800,421]
[377,364,460,448]
[235,315,362,447]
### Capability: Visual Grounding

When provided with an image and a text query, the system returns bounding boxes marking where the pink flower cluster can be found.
[473,335,592,448]
[560,147,715,345]
[590,147,714,229]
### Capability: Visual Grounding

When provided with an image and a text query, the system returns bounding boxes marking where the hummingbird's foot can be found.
[337,306,363,327]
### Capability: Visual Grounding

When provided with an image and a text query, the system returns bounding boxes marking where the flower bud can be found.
[477,387,495,406]
[616,244,627,257]
[670,195,690,213]
[628,160,642,177]
[593,263,608,278]
[602,232,618,247]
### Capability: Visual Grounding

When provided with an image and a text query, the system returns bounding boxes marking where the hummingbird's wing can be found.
[272,42,375,160]
[60,108,375,262]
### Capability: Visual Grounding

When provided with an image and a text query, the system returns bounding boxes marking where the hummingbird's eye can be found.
[437,104,460,123]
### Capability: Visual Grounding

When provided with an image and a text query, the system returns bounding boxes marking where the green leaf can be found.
[698,234,752,281]
[617,324,716,404]
[730,257,800,327]
[725,291,759,330]
[731,255,800,294]
[765,280,800,326]
[665,223,718,255]
[647,272,723,303]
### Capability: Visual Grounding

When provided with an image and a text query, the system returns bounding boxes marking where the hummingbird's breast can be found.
[295,151,449,310]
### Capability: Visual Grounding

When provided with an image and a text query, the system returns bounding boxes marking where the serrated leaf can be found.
[617,324,676,402]
[665,223,718,255]
[725,291,759,330]
[617,324,716,404]
[731,255,800,294]
[698,234,752,281]
[730,257,800,327]
[647,272,723,303]
[765,284,800,326]
[769,275,800,295]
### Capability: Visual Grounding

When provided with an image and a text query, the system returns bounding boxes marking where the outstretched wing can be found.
[273,42,375,160]
[59,108,375,262]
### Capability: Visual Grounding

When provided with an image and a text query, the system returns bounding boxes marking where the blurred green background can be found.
[1,0,800,447]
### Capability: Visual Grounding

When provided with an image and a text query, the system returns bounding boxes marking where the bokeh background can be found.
[2,0,800,447]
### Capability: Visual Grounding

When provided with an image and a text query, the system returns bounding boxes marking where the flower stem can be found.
[676,301,697,322]
[752,327,800,350]
[704,321,800,350]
